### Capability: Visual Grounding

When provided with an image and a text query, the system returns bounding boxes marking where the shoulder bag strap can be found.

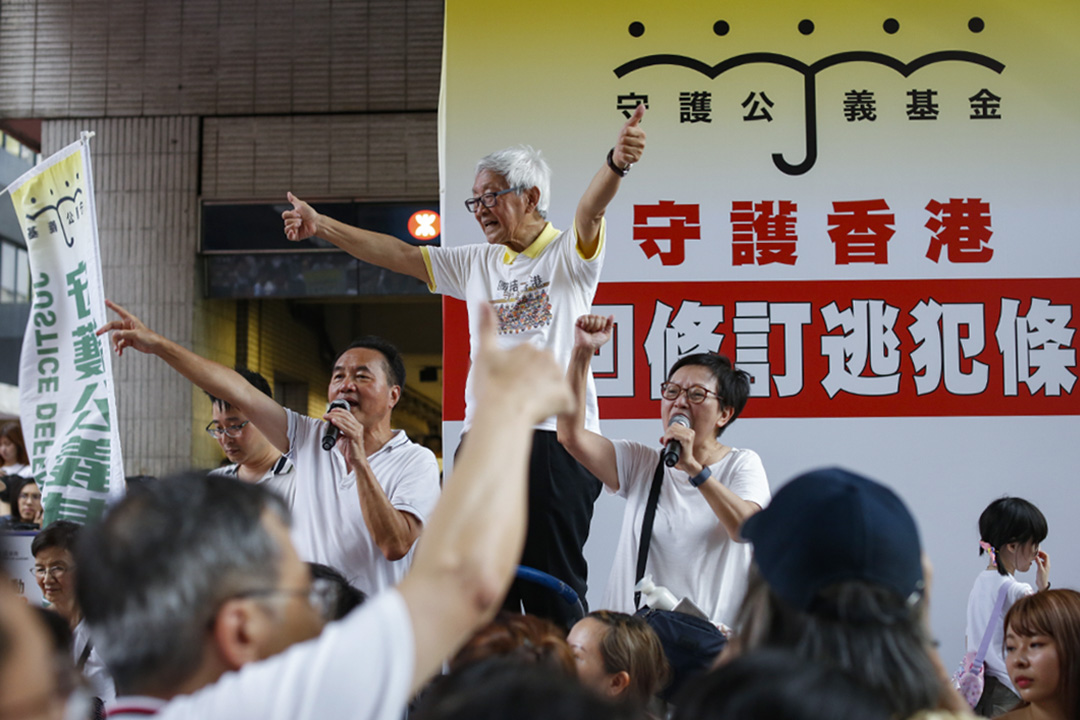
[975,583,1012,665]
[77,639,93,671]
[634,456,667,608]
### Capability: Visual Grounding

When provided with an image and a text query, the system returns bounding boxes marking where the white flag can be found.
[3,133,124,525]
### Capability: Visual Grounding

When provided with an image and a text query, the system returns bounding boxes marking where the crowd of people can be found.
[1,107,1076,720]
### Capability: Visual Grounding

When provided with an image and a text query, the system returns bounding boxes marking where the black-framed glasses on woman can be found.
[659,382,720,405]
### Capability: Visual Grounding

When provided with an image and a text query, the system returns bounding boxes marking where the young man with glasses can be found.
[282,105,647,627]
[557,314,770,628]
[206,368,295,509]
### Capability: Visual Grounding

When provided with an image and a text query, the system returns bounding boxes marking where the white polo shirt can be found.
[285,409,440,594]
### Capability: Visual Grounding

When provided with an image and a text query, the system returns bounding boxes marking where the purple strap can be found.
[975,583,1011,665]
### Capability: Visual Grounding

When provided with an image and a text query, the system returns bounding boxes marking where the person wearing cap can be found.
[732,467,973,720]
[558,314,769,627]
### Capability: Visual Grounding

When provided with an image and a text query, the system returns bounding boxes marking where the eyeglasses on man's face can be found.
[659,382,720,405]
[205,420,250,439]
[464,187,520,213]
[229,577,339,620]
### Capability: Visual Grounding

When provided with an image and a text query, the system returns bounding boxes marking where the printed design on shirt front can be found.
[493,274,552,334]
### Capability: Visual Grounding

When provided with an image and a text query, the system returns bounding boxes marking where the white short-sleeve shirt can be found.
[603,442,771,627]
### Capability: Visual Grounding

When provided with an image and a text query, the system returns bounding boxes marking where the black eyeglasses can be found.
[464,187,520,213]
[205,420,250,439]
[659,382,720,404]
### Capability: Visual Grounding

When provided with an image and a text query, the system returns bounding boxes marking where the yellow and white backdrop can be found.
[441,1,1078,661]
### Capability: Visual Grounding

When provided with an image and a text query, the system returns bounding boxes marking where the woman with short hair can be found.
[31,520,116,705]
[557,315,769,628]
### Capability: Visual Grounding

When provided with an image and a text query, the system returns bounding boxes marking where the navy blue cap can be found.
[741,467,924,611]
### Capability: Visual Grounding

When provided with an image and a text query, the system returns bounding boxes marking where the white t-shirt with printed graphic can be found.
[421,221,605,433]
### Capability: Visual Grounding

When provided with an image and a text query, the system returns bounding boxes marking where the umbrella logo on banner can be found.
[613,17,1005,175]
[24,174,85,248]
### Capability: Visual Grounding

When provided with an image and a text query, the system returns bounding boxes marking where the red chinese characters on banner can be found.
[827,199,895,265]
[630,199,993,266]
[632,200,700,266]
[925,198,994,263]
[439,280,1078,421]
[731,201,798,266]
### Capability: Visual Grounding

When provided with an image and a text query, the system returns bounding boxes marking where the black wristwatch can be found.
[606,148,631,177]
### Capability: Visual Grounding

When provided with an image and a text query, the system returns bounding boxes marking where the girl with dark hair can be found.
[998,589,1080,720]
[966,497,1051,717]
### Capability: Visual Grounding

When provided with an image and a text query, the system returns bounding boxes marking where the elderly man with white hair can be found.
[283,105,647,625]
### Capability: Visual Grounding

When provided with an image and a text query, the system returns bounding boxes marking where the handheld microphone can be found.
[322,399,350,451]
[661,414,690,468]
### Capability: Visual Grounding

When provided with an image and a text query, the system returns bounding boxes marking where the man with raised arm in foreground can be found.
[283,105,647,625]
[94,305,572,719]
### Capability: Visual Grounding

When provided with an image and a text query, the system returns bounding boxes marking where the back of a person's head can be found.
[1003,588,1080,718]
[413,657,644,720]
[307,562,366,621]
[75,472,289,696]
[450,611,575,676]
[733,568,939,717]
[584,610,671,705]
[738,467,940,718]
[674,649,889,720]
[979,496,1048,575]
